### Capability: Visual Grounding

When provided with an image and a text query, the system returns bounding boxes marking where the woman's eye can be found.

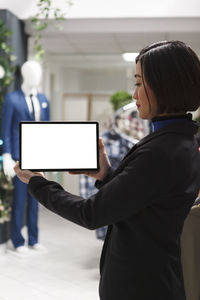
[135,83,141,86]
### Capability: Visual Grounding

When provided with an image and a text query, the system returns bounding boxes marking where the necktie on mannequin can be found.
[30,94,35,120]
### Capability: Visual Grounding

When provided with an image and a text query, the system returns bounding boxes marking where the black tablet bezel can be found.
[19,121,99,172]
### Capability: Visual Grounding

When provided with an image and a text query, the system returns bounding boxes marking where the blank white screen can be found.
[20,123,98,170]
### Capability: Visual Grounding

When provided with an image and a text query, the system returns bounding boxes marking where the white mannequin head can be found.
[21,60,42,89]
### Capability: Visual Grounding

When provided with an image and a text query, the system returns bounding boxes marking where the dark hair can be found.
[136,40,200,114]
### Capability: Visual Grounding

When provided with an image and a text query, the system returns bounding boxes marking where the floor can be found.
[0,206,103,300]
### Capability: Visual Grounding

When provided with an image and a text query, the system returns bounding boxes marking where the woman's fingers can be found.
[14,161,45,184]
[68,171,84,175]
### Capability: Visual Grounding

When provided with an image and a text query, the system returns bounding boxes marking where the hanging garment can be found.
[79,130,134,240]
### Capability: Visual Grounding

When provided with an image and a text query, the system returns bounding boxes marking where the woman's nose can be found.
[133,89,138,100]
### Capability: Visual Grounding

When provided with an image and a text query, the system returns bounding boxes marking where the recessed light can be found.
[122,53,139,62]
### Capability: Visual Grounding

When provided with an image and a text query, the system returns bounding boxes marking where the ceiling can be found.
[1,0,200,19]
[0,1,200,67]
[24,17,200,67]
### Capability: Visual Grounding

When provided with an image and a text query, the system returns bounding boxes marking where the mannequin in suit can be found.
[2,60,50,254]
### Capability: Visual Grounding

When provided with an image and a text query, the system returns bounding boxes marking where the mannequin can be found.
[2,60,50,254]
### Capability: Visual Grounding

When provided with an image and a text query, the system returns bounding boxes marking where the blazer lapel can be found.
[118,131,157,164]
[37,94,42,120]
[19,89,33,120]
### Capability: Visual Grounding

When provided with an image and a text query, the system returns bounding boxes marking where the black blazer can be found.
[28,120,200,300]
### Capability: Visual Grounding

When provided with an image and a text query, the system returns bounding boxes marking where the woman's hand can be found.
[14,162,45,184]
[69,138,111,181]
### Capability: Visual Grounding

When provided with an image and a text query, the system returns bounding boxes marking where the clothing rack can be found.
[112,102,139,144]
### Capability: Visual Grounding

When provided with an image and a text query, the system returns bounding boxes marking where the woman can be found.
[15,40,200,300]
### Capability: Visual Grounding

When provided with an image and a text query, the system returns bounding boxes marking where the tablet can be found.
[19,121,99,171]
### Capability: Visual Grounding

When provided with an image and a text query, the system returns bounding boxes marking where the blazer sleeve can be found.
[95,166,115,189]
[28,148,169,230]
[2,94,14,154]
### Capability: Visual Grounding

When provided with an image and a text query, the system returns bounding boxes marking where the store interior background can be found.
[1,0,199,194]
[0,1,200,299]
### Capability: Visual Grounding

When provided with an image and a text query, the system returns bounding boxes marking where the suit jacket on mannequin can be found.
[28,120,200,300]
[2,87,50,248]
[2,88,50,160]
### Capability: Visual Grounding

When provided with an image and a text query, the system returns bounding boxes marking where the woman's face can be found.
[133,61,157,120]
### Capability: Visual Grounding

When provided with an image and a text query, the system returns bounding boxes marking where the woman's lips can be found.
[136,104,141,109]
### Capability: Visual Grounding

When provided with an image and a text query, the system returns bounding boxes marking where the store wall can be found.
[42,59,132,195]
[73,68,127,93]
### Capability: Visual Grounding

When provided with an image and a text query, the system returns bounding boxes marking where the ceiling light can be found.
[122,53,139,62]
